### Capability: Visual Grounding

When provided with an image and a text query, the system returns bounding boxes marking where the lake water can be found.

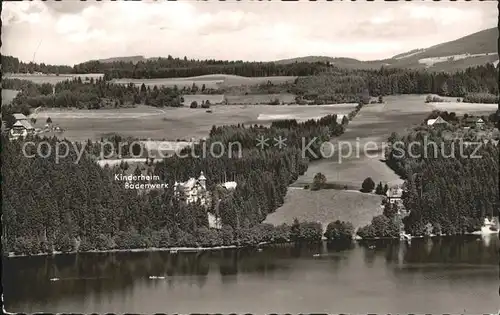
[3,235,498,314]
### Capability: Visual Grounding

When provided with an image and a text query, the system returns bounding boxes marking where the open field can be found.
[111,74,297,89]
[225,93,297,105]
[30,104,353,142]
[2,89,20,105]
[3,73,104,84]
[264,188,384,231]
[182,94,225,105]
[293,95,440,189]
[429,101,498,115]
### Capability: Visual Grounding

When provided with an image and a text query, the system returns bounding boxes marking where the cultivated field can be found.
[293,95,439,189]
[3,73,104,84]
[30,104,353,142]
[111,74,297,89]
[429,101,498,115]
[225,93,297,105]
[2,89,20,105]
[264,188,384,231]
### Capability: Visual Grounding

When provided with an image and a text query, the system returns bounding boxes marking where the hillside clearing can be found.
[429,102,498,115]
[3,73,104,84]
[264,189,383,231]
[2,89,20,105]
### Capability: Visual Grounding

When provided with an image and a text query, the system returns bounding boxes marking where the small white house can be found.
[427,116,449,126]
[386,187,403,204]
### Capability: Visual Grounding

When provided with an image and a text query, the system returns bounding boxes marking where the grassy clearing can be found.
[110,74,298,89]
[182,94,225,105]
[429,101,498,115]
[225,93,297,105]
[264,188,384,231]
[1,89,20,105]
[293,95,436,189]
[4,73,104,84]
[30,104,353,142]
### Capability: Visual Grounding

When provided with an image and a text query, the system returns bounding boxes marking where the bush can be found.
[311,172,327,191]
[54,234,74,253]
[190,101,198,108]
[195,227,222,247]
[290,219,322,243]
[361,177,375,193]
[152,229,171,248]
[174,229,197,247]
[324,220,354,242]
[12,236,42,255]
[378,95,384,103]
[221,225,234,246]
[201,100,211,108]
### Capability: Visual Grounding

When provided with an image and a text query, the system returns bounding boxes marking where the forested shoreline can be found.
[382,122,499,236]
[2,101,365,256]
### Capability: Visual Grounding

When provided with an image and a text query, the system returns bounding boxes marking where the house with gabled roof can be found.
[9,113,35,140]
[427,116,449,126]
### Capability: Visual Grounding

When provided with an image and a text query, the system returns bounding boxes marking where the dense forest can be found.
[287,64,499,103]
[3,55,327,78]
[2,104,362,255]
[383,124,499,236]
[2,56,74,75]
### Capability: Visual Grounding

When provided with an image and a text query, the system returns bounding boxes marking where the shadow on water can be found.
[3,235,497,312]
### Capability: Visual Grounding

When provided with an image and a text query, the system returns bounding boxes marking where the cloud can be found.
[1,1,497,65]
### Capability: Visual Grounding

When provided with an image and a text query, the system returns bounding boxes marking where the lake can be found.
[3,235,498,314]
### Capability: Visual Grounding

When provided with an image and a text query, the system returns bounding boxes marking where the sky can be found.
[2,0,497,65]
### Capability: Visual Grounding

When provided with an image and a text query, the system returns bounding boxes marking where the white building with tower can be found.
[173,171,238,229]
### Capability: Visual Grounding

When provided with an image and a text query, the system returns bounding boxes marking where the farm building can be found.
[427,116,449,126]
[463,117,485,129]
[9,113,35,140]
[386,186,403,204]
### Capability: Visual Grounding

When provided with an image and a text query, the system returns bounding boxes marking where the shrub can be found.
[12,236,42,255]
[311,172,327,191]
[151,229,171,248]
[195,227,222,247]
[291,219,322,243]
[357,215,400,239]
[201,100,211,108]
[361,177,375,193]
[324,220,354,242]
[269,98,280,105]
[174,229,197,247]
[378,95,384,103]
[190,101,198,108]
[54,234,74,253]
[221,225,234,246]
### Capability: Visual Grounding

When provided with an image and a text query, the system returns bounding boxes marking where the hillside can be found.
[97,56,148,64]
[276,27,499,71]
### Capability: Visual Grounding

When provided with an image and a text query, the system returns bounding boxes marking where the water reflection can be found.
[3,236,498,313]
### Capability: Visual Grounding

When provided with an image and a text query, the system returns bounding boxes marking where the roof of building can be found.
[427,116,448,126]
[13,113,28,120]
[19,120,34,130]
[386,187,403,198]
[198,171,206,181]
[222,181,237,190]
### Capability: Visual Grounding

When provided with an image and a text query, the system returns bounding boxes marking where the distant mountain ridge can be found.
[275,27,498,71]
